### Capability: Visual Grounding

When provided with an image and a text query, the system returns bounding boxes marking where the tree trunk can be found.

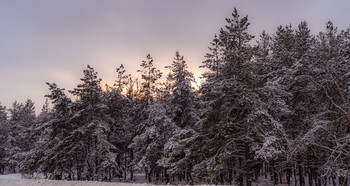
[124,151,127,180]
[294,163,297,186]
[164,168,169,184]
[286,168,291,185]
[298,158,304,186]
[219,173,224,184]
[148,172,152,183]
[77,162,82,180]
[309,168,313,186]
[130,149,134,181]
[245,142,252,186]
[280,172,283,184]
[272,160,278,185]
[264,162,268,179]
[229,168,233,185]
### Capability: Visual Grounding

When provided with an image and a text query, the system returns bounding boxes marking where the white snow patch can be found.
[0,178,155,186]
[0,174,157,186]
[0,174,23,180]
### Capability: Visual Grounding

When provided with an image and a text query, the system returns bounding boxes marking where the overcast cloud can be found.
[1,0,350,113]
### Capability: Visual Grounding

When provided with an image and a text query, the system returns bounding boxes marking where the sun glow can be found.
[192,74,202,90]
[101,81,114,90]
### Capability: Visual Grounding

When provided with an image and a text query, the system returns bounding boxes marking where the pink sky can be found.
[1,0,350,113]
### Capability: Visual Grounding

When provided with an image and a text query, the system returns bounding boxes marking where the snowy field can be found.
[0,179,154,186]
[0,174,158,186]
[0,173,296,186]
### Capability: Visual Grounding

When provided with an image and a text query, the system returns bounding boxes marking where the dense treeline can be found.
[1,8,350,185]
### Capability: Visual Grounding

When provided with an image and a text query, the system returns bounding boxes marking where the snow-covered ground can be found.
[0,173,296,186]
[0,174,156,186]
[0,173,23,179]
[0,179,155,186]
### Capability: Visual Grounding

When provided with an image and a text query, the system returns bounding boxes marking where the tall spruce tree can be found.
[103,64,132,181]
[69,65,119,181]
[157,51,199,184]
[296,22,350,185]
[130,54,164,182]
[130,102,176,183]
[5,100,36,173]
[19,99,53,176]
[37,83,76,179]
[269,22,317,185]
[189,8,288,186]
[166,51,198,128]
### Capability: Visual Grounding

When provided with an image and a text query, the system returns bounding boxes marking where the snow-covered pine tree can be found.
[254,31,272,76]
[69,65,119,181]
[137,54,162,105]
[38,99,51,121]
[158,51,199,183]
[133,54,163,136]
[194,8,255,185]
[268,21,317,185]
[157,77,172,103]
[19,99,53,176]
[0,103,7,121]
[165,51,199,129]
[5,100,36,173]
[36,83,77,179]
[252,30,293,185]
[296,22,350,185]
[200,33,222,84]
[189,8,289,186]
[102,64,132,181]
[271,24,295,70]
[5,102,20,173]
[289,21,319,186]
[115,64,130,93]
[16,99,36,153]
[130,102,176,183]
[199,34,223,114]
[130,54,164,182]
[123,76,144,182]
[0,103,8,174]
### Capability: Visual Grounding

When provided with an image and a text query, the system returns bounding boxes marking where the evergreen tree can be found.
[130,54,164,182]
[269,22,316,185]
[137,54,162,105]
[157,51,199,183]
[201,34,222,82]
[0,103,8,174]
[5,100,36,173]
[2,7,350,185]
[38,83,76,179]
[296,22,350,185]
[115,64,130,93]
[19,99,53,176]
[190,8,288,186]
[69,65,119,181]
[103,64,132,181]
[271,24,295,69]
[166,51,199,128]
[130,102,176,183]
